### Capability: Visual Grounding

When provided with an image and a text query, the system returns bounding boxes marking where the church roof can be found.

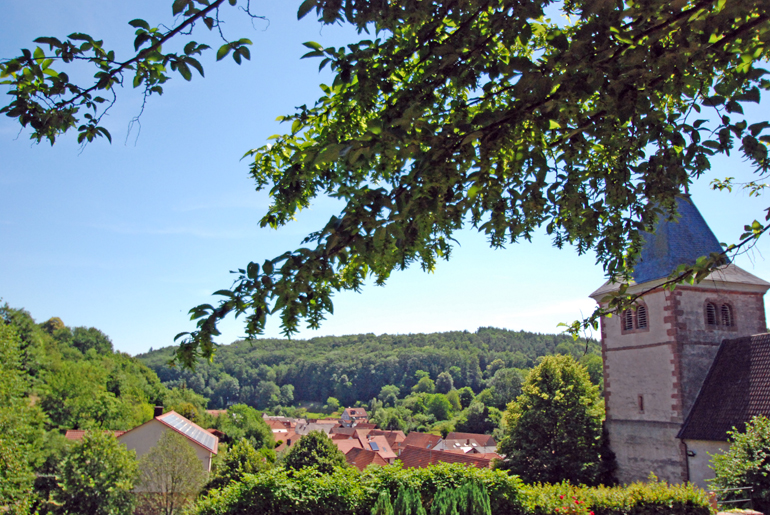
[632,196,725,285]
[678,334,770,442]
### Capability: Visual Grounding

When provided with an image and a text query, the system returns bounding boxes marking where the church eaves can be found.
[632,196,726,285]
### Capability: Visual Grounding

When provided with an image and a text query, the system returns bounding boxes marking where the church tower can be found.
[590,196,770,484]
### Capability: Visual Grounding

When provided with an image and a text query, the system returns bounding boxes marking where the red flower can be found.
[560,495,564,499]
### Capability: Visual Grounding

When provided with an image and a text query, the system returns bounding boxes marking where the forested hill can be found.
[138,328,601,410]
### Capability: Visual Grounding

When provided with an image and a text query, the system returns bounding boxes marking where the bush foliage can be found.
[193,463,710,515]
[710,415,770,513]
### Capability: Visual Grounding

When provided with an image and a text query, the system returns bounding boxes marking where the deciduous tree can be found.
[4,1,770,367]
[282,430,348,474]
[497,355,607,485]
[53,430,138,515]
[710,415,770,513]
[137,430,207,515]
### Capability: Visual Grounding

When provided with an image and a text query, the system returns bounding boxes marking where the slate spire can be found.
[632,196,726,284]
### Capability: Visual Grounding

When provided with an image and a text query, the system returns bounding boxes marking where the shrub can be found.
[372,490,395,515]
[710,415,770,513]
[193,463,709,515]
[518,477,711,515]
[393,485,427,515]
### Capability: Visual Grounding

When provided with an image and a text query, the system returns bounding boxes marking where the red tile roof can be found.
[333,439,364,454]
[346,447,388,470]
[402,432,442,450]
[398,445,494,469]
[369,429,406,443]
[445,432,496,447]
[274,431,300,452]
[65,430,126,441]
[155,411,218,454]
[366,435,397,461]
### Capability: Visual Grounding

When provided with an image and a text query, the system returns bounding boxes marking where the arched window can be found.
[637,305,648,329]
[621,304,649,333]
[721,304,733,327]
[706,302,718,326]
[623,309,635,331]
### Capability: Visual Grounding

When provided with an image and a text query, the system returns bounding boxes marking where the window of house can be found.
[706,301,735,329]
[637,305,648,329]
[721,304,733,327]
[706,302,717,326]
[623,309,634,331]
[621,303,650,334]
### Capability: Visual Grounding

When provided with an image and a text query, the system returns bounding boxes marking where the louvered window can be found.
[637,305,648,329]
[623,309,635,331]
[721,304,733,327]
[706,302,717,326]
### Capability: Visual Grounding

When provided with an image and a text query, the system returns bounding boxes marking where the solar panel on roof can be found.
[370,442,379,451]
[160,413,217,452]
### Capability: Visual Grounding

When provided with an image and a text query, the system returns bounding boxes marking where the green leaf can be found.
[128,19,150,30]
[34,37,62,48]
[186,57,204,77]
[177,62,192,81]
[216,44,231,61]
[303,41,324,52]
[172,0,190,16]
[298,0,317,20]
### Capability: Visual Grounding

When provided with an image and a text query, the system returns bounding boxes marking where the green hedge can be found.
[193,464,521,515]
[193,465,710,515]
[519,478,712,515]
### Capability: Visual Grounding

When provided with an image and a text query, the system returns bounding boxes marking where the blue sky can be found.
[2,2,770,355]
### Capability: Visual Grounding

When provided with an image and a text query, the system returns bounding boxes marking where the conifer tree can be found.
[430,488,459,515]
[393,485,426,515]
[454,482,492,515]
[372,490,395,515]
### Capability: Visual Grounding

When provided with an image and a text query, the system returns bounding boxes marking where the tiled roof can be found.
[274,431,300,452]
[398,445,493,469]
[343,407,369,418]
[366,435,397,460]
[346,447,388,470]
[445,432,496,447]
[632,196,726,285]
[65,430,126,441]
[402,432,442,450]
[679,334,770,441]
[334,439,364,454]
[330,426,357,436]
[369,429,406,443]
[156,411,218,454]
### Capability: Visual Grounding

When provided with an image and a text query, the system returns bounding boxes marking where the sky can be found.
[2,2,770,356]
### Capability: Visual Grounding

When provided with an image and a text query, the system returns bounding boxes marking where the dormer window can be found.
[705,301,735,329]
[621,303,650,334]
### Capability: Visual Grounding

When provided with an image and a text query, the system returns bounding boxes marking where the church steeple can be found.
[632,196,726,284]
[590,196,769,485]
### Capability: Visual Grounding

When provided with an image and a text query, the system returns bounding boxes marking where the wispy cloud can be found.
[89,222,251,239]
[171,194,267,213]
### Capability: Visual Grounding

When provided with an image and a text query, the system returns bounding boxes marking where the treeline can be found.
[0,302,214,512]
[139,328,601,409]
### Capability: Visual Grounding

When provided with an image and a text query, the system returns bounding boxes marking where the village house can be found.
[340,407,369,427]
[118,408,218,474]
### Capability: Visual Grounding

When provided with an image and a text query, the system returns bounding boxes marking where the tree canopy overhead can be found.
[3,0,770,367]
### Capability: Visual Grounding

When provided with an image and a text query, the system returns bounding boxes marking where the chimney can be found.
[154,406,163,418]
